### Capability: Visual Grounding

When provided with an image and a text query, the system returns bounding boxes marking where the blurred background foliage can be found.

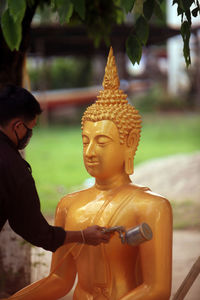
[28,57,92,90]
[130,84,189,112]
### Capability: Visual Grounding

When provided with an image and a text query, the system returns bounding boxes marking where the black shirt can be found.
[0,130,66,252]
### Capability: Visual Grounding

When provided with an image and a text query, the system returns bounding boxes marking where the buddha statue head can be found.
[81,47,142,180]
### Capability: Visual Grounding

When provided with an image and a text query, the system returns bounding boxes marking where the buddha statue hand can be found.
[82,225,112,246]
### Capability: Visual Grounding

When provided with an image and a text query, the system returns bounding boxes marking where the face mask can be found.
[15,123,33,150]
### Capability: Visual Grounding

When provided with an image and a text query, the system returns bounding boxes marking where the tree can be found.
[0,0,200,89]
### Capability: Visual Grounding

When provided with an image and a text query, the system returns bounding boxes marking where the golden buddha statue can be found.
[10,47,172,300]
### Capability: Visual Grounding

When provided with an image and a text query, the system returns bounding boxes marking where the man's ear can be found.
[11,119,21,130]
[125,129,140,175]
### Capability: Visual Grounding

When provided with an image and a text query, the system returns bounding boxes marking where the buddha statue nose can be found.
[85,141,96,157]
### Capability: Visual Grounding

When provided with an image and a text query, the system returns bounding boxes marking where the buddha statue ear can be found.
[125,129,139,175]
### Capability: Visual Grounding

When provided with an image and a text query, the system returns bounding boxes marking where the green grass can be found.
[26,112,200,214]
[135,113,200,164]
[26,126,88,214]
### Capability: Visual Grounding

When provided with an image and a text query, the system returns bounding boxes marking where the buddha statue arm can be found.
[9,199,77,300]
[120,195,172,300]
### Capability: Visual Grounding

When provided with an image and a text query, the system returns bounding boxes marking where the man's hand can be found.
[83,225,112,246]
[64,225,112,246]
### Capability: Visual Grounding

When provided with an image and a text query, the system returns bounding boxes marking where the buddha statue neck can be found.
[94,173,131,191]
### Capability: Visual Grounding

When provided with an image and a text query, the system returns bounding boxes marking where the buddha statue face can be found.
[81,47,142,177]
[82,120,126,180]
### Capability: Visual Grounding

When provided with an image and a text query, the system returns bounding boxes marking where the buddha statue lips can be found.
[10,47,173,300]
[85,161,99,166]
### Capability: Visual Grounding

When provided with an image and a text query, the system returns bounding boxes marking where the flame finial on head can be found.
[102,47,120,90]
[96,47,128,104]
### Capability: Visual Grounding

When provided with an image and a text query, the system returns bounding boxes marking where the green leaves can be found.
[181,21,191,67]
[71,0,85,20]
[0,0,199,68]
[154,0,163,19]
[126,34,142,64]
[143,0,154,20]
[0,0,7,17]
[192,7,199,17]
[126,16,149,65]
[7,0,26,22]
[1,7,24,51]
[53,0,85,24]
[125,0,165,66]
[180,0,194,11]
[173,0,199,66]
[122,0,136,13]
[1,9,22,51]
[125,0,197,67]
[55,0,73,24]
[135,15,149,45]
[0,0,26,51]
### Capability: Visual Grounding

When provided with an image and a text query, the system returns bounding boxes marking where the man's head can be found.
[0,85,42,149]
[82,48,141,175]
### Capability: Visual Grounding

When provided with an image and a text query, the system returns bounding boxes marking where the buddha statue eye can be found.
[82,136,89,146]
[97,136,112,146]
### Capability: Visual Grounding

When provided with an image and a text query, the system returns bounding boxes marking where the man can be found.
[10,48,172,300]
[0,85,110,252]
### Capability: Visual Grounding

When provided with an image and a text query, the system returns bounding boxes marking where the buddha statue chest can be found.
[64,187,142,299]
[64,186,140,230]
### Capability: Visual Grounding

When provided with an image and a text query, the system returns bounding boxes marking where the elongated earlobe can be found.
[125,129,139,175]
[125,154,134,175]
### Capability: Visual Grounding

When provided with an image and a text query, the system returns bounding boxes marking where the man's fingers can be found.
[83,225,113,246]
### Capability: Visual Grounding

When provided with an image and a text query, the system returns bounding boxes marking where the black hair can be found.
[0,85,42,126]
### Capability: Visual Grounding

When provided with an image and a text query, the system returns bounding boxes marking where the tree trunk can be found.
[0,222,31,297]
[0,1,38,89]
[0,1,39,296]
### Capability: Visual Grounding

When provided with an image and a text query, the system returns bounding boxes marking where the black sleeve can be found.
[5,164,66,252]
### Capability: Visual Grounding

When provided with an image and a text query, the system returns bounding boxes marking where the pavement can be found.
[171,230,200,300]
